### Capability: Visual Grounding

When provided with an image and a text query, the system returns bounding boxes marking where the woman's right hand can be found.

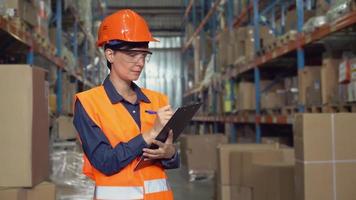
[143,105,173,145]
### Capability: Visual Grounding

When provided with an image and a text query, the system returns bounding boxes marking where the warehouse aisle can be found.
[167,167,215,200]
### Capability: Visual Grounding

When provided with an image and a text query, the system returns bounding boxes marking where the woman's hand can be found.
[142,130,176,160]
[142,105,173,145]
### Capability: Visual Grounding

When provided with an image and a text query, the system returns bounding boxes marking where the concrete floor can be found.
[56,167,215,200]
[167,167,215,200]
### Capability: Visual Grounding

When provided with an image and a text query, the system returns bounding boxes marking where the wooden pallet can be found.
[306,106,323,113]
[322,103,356,113]
[262,108,282,115]
[281,106,299,115]
[280,31,297,44]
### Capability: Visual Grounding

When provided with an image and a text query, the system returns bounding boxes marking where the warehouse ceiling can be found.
[106,0,185,36]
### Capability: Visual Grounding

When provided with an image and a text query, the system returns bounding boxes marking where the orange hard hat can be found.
[97,9,159,47]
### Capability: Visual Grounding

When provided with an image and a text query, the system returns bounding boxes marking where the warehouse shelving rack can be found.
[0,0,107,115]
[182,0,356,142]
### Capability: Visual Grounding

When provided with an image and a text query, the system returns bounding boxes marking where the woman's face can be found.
[106,47,152,81]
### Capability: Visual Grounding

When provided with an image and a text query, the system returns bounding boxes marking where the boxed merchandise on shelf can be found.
[236,81,256,111]
[298,66,322,106]
[321,55,342,104]
[284,76,299,106]
[0,65,49,187]
[2,0,37,27]
[260,80,286,109]
[285,9,315,32]
[294,113,356,200]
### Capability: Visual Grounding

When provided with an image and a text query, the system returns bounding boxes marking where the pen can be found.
[145,110,157,115]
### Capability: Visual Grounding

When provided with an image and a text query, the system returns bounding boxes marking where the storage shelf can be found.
[183,0,195,19]
[193,114,293,124]
[229,11,356,78]
[182,0,222,52]
[0,16,95,87]
[183,11,356,97]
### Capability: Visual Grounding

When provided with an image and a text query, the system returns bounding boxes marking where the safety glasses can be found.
[118,49,153,64]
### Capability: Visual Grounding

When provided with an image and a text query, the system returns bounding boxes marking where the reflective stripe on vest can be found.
[95,178,170,199]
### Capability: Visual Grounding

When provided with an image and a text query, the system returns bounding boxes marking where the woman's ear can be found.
[104,48,114,64]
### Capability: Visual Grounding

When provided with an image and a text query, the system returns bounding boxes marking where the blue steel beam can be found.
[227,0,234,30]
[253,0,261,143]
[192,0,197,28]
[297,0,305,112]
[26,47,34,65]
[56,0,62,114]
[227,0,237,143]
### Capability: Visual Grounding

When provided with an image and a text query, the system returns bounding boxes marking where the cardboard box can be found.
[229,148,294,186]
[285,9,315,31]
[261,91,285,109]
[180,134,228,171]
[298,66,321,105]
[253,161,295,200]
[295,113,356,200]
[26,182,56,200]
[56,116,77,140]
[321,56,341,104]
[232,186,252,200]
[0,188,26,200]
[0,65,49,187]
[236,82,256,111]
[216,144,278,185]
[3,0,37,27]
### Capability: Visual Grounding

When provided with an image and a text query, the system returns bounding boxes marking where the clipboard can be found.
[134,102,202,171]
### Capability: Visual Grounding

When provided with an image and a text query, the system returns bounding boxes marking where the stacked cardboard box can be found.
[298,66,322,106]
[56,116,77,140]
[216,143,279,200]
[61,75,77,115]
[236,82,256,111]
[321,55,342,105]
[0,65,53,199]
[0,65,49,187]
[260,80,285,109]
[0,182,56,200]
[180,134,228,176]
[284,76,299,106]
[3,0,51,40]
[295,114,356,200]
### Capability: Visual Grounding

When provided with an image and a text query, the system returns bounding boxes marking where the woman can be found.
[73,9,179,200]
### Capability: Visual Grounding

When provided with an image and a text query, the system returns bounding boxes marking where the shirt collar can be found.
[103,76,151,104]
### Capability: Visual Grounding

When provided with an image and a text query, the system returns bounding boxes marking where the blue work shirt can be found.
[73,76,179,176]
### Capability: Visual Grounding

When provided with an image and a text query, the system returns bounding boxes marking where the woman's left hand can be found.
[142,130,176,160]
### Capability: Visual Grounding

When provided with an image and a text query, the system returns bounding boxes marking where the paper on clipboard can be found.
[134,102,202,171]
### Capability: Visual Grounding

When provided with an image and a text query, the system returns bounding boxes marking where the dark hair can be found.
[104,41,149,70]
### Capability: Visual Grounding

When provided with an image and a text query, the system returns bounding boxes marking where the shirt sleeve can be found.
[73,100,148,176]
[161,151,180,169]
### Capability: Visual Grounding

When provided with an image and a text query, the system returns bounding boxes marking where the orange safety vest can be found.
[75,85,174,200]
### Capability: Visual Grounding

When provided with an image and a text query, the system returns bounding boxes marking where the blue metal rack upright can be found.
[56,0,63,114]
[253,0,262,143]
[297,0,305,112]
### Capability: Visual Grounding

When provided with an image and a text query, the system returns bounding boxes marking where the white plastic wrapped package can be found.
[326,0,354,21]
[303,16,328,33]
[50,150,94,200]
